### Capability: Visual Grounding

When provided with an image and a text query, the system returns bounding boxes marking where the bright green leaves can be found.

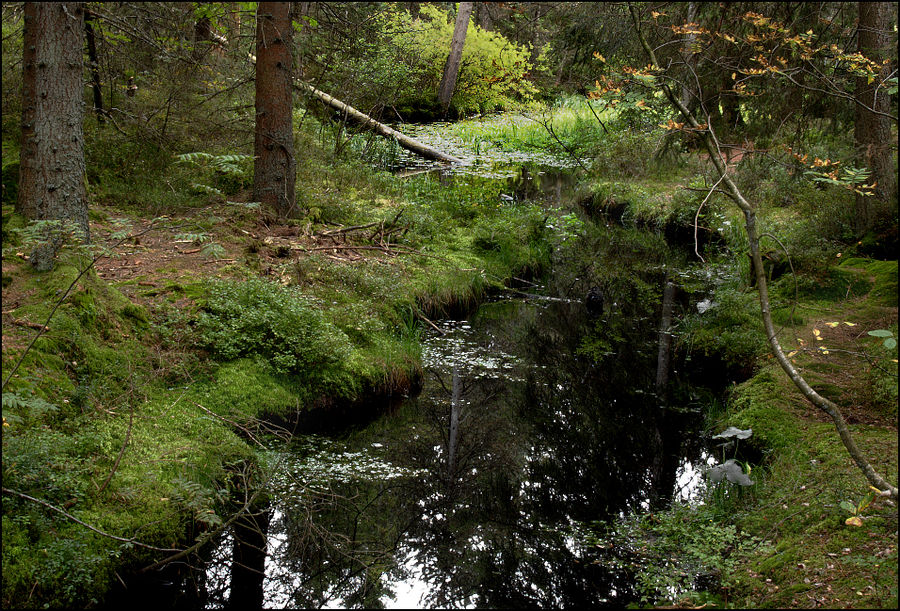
[840,489,877,527]
[867,329,897,350]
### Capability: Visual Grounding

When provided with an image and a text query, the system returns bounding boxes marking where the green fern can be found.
[200,242,227,259]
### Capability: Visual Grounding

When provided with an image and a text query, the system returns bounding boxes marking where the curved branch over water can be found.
[628,3,897,499]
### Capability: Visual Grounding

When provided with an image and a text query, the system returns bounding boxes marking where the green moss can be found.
[191,357,305,418]
[839,257,898,307]
[726,367,804,454]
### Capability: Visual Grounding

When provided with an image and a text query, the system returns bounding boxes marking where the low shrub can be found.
[198,278,352,382]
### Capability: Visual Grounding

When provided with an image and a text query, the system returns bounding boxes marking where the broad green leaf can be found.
[840,500,857,514]
[867,329,893,338]
[883,338,897,349]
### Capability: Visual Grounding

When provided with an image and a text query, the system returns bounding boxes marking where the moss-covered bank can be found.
[1,141,568,607]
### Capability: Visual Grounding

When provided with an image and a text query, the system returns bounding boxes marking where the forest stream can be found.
[122,124,724,609]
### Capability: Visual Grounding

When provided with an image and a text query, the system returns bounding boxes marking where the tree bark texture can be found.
[18,2,89,271]
[254,2,296,217]
[855,2,895,235]
[437,2,474,116]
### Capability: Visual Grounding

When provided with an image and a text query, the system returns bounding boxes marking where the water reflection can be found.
[189,124,714,608]
[198,285,710,608]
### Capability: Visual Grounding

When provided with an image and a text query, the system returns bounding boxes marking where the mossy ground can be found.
[2,99,896,607]
[604,241,898,608]
[717,259,898,609]
[1,118,568,607]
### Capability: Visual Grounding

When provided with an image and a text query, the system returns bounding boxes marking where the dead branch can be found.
[2,487,181,553]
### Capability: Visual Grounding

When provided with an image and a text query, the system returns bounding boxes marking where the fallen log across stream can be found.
[296,81,464,165]
[248,52,461,165]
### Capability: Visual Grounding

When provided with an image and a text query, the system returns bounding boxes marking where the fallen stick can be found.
[12,319,48,331]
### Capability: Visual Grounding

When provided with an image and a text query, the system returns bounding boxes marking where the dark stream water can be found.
[117,131,724,609]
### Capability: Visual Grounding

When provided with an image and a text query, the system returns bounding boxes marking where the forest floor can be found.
[715,258,898,609]
[2,158,897,609]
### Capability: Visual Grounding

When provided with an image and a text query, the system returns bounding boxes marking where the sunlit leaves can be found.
[708,459,755,486]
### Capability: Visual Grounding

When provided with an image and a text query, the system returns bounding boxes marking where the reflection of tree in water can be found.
[262,472,416,608]
[210,227,708,607]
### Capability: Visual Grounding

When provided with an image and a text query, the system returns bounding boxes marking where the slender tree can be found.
[855,1,896,236]
[253,1,296,217]
[84,7,104,125]
[437,1,474,117]
[626,3,897,499]
[17,2,89,271]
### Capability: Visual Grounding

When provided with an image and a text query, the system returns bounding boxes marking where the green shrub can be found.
[198,278,352,380]
[374,4,538,115]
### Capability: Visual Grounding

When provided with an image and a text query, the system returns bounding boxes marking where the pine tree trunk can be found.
[18,2,89,271]
[437,2,474,116]
[253,2,296,218]
[855,2,895,236]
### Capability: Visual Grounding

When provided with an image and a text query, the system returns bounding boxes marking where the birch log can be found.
[297,81,463,164]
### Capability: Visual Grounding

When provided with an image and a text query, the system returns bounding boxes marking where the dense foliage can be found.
[1,1,897,608]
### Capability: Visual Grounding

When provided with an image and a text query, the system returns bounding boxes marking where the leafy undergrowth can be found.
[713,260,898,608]
[0,134,571,607]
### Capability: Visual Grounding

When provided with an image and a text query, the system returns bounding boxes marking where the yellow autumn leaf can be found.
[825,322,839,327]
[786,350,797,357]
[813,328,821,336]
[845,516,863,527]
[843,322,856,327]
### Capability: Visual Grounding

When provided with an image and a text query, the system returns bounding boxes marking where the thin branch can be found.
[2,220,166,391]
[97,404,134,496]
[2,487,181,553]
[693,173,727,263]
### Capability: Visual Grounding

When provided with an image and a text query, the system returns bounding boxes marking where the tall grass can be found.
[444,95,614,157]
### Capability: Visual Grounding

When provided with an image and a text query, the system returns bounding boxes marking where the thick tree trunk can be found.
[297,82,463,164]
[437,2,474,116]
[18,2,89,271]
[855,2,895,236]
[679,1,698,111]
[253,2,296,217]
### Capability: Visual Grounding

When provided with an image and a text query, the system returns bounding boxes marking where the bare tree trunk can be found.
[855,2,895,236]
[254,2,296,217]
[437,2,474,116]
[629,4,897,499]
[18,2,89,271]
[84,8,104,125]
[680,1,698,111]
